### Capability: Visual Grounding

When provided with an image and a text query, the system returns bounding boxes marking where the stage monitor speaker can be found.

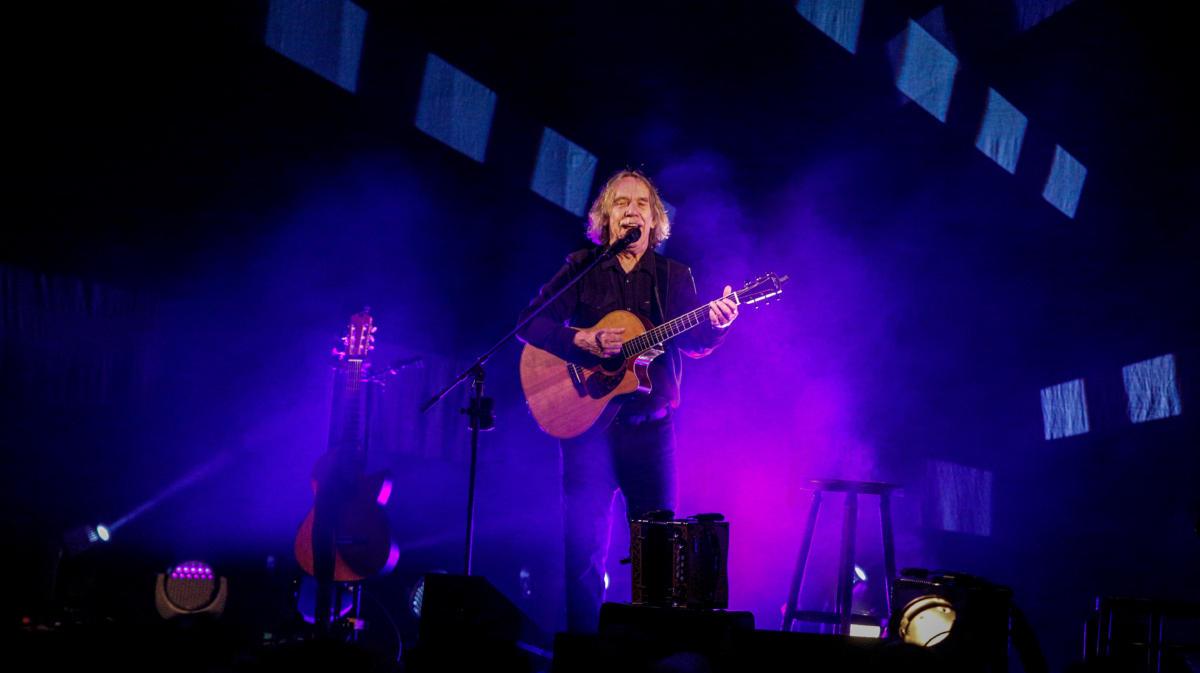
[408,573,550,673]
[552,602,755,673]
[554,627,946,673]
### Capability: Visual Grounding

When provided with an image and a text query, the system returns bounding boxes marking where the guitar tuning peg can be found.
[370,326,378,333]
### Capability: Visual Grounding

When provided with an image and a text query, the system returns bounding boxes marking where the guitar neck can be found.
[328,358,369,457]
[620,286,751,358]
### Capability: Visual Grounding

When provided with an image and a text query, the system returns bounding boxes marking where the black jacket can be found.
[517,248,726,411]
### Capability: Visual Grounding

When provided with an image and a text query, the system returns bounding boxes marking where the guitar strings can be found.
[622,286,752,358]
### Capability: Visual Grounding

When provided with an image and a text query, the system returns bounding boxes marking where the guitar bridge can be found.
[567,363,586,395]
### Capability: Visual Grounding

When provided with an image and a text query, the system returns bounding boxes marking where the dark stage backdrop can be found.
[4,1,1198,669]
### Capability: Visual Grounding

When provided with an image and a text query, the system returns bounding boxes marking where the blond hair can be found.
[585,170,671,247]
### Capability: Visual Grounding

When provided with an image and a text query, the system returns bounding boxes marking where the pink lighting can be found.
[169,561,216,581]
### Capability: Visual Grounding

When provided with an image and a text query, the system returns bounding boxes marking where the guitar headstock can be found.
[737,272,789,306]
[334,308,377,361]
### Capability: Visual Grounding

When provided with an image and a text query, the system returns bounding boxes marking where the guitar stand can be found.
[295,577,367,640]
[335,583,366,641]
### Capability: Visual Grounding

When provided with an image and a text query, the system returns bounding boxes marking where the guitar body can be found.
[294,461,398,582]
[520,310,662,439]
[293,309,398,613]
[519,272,788,439]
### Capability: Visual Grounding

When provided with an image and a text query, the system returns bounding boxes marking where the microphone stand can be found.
[421,230,639,576]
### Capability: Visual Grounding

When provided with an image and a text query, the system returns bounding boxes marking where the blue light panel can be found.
[975,88,1027,174]
[414,54,497,163]
[1041,378,1089,440]
[530,128,598,216]
[1015,0,1078,32]
[794,0,865,54]
[893,21,958,123]
[264,0,367,93]
[1042,145,1087,218]
[928,460,992,536]
[915,7,955,55]
[1123,354,1182,423]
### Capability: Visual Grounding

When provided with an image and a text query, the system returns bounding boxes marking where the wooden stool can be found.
[780,479,899,635]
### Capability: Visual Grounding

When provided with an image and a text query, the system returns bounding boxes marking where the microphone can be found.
[602,226,643,257]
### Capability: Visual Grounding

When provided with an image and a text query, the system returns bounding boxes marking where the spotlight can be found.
[296,575,355,624]
[897,595,956,646]
[155,560,228,619]
[889,569,1012,670]
[61,523,112,556]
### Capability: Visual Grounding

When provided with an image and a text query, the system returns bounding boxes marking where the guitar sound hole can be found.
[584,370,623,398]
[599,355,625,373]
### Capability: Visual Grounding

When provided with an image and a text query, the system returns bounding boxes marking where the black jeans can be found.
[560,410,677,633]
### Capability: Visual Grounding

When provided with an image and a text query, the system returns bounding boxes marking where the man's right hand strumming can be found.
[574,327,626,358]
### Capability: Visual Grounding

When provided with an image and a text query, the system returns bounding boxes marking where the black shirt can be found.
[517,247,726,413]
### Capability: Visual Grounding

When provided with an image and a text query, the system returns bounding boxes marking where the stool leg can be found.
[879,492,897,618]
[836,491,858,635]
[782,490,822,631]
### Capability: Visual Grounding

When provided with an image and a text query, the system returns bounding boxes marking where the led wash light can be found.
[155,560,228,619]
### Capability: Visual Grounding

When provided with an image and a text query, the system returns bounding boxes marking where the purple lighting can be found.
[376,478,393,506]
[170,561,216,581]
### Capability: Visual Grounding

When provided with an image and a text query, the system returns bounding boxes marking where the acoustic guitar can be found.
[520,272,787,439]
[295,310,399,587]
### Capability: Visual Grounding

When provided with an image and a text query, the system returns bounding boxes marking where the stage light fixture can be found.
[296,575,356,624]
[889,569,1017,671]
[898,594,957,646]
[61,523,113,556]
[409,576,427,618]
[408,570,450,618]
[155,560,228,619]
